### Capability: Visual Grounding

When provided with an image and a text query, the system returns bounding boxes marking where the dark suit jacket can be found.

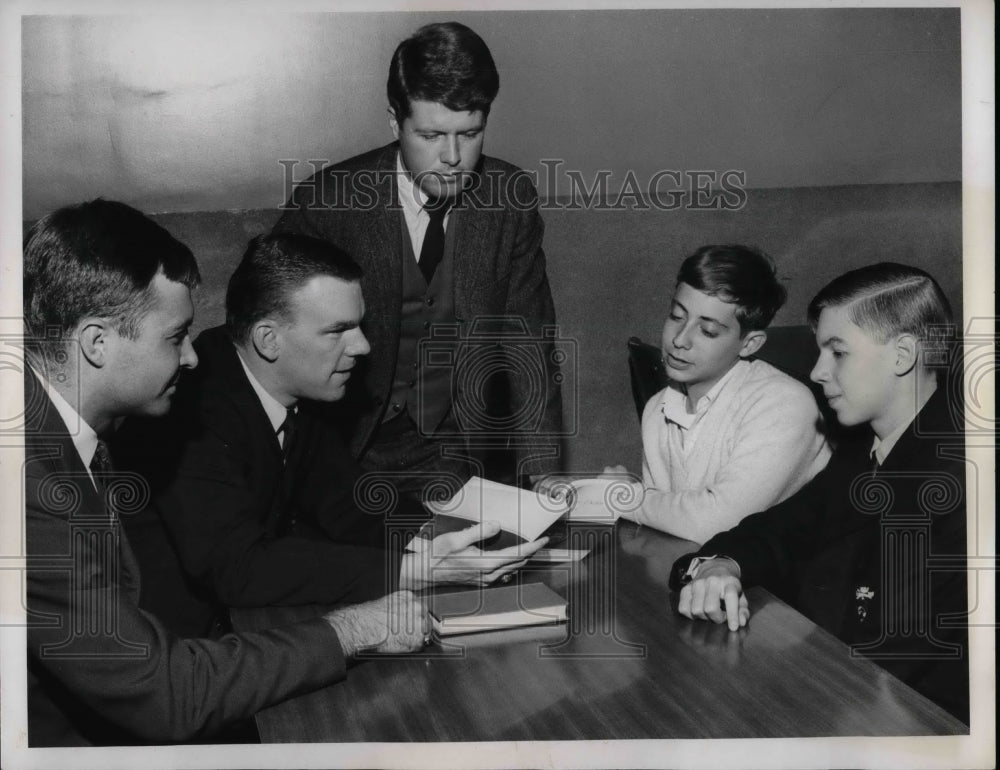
[670,387,969,723]
[116,327,418,632]
[273,143,563,476]
[24,370,346,746]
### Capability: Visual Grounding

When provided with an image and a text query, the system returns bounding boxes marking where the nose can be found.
[672,323,693,351]
[180,335,198,369]
[440,135,460,167]
[348,328,371,357]
[809,352,827,384]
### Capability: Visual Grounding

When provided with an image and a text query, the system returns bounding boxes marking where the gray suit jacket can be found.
[273,143,563,476]
[24,371,347,745]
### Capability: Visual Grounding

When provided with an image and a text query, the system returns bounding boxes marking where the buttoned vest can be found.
[383,213,459,432]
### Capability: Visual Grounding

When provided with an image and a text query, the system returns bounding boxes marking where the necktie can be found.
[418,200,452,285]
[90,439,115,517]
[278,407,299,465]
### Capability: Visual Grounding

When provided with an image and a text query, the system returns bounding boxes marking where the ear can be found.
[738,330,767,359]
[250,320,280,363]
[388,107,401,140]
[892,333,918,376]
[76,318,110,368]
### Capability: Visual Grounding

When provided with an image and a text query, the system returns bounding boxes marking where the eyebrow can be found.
[166,318,192,336]
[818,335,847,347]
[672,299,729,329]
[321,321,359,334]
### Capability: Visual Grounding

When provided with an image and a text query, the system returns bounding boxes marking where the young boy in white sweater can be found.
[609,245,831,543]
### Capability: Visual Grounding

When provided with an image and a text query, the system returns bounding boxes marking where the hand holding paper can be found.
[399,520,548,590]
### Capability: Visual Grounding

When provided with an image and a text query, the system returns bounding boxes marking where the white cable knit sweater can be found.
[623,359,831,544]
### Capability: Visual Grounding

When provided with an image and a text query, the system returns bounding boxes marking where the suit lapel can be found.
[361,147,405,393]
[24,371,144,602]
[195,327,284,462]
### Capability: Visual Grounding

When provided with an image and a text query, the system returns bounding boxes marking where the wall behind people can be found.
[21,9,962,472]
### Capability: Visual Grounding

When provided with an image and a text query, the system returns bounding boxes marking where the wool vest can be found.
[383,213,459,432]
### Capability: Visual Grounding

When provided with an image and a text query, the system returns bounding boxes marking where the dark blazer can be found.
[23,370,346,746]
[116,326,417,632]
[273,143,563,476]
[670,386,969,723]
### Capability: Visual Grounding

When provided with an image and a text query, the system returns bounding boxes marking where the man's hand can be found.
[600,464,629,478]
[325,590,428,656]
[676,558,750,632]
[399,521,548,590]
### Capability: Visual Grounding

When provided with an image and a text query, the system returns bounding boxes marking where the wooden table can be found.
[232,521,968,742]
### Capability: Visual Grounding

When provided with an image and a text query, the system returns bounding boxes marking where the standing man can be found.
[22,200,427,746]
[274,22,563,496]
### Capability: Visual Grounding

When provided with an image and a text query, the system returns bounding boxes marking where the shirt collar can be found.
[30,364,99,472]
[235,347,290,434]
[396,152,427,220]
[660,359,746,429]
[869,383,938,465]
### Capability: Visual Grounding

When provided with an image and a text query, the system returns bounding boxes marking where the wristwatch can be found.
[676,554,741,586]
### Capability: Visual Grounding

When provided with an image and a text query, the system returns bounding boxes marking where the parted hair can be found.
[387,21,499,121]
[226,233,363,344]
[807,262,953,343]
[23,199,200,361]
[676,244,787,333]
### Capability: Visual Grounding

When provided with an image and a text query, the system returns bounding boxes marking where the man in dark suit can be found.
[670,263,969,724]
[273,21,563,496]
[118,233,545,635]
[22,200,427,746]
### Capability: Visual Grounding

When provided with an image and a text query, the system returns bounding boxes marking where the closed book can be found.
[429,582,568,636]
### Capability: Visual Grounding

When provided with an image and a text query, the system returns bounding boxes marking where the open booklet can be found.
[417,475,642,561]
[420,476,570,555]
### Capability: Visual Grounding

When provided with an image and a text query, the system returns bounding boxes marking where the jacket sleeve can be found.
[501,172,563,477]
[669,465,833,592]
[25,468,346,743]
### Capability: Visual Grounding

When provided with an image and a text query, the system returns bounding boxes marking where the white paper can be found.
[426,476,568,542]
[565,477,642,523]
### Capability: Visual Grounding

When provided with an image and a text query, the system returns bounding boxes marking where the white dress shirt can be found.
[396,152,452,262]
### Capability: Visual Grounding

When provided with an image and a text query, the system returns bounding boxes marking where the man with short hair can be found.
[273,21,562,496]
[23,200,427,746]
[671,263,968,723]
[119,232,544,633]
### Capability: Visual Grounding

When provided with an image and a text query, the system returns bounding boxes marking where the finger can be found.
[677,585,693,618]
[738,594,750,628]
[488,536,549,562]
[688,579,707,620]
[482,559,528,583]
[723,584,742,631]
[435,520,502,553]
[703,579,726,624]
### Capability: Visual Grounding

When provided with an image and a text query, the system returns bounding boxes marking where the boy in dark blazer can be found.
[273,22,563,496]
[670,263,969,724]
[22,200,427,746]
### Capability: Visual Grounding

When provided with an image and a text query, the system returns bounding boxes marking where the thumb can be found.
[437,520,501,553]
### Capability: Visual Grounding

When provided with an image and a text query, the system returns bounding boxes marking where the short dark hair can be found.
[226,233,363,344]
[807,262,953,344]
[387,21,500,122]
[23,199,200,361]
[676,245,787,333]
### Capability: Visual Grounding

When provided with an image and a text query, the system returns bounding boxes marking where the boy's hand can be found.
[600,464,629,477]
[677,559,750,631]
